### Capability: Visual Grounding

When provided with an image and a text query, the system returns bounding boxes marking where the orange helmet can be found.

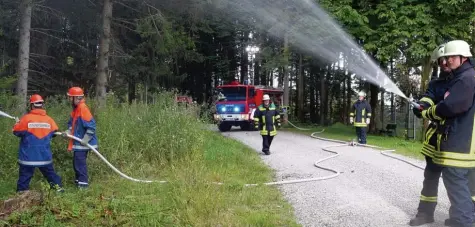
[29,94,44,104]
[67,87,84,96]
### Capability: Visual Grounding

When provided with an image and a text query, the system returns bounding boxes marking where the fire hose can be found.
[3,108,424,186]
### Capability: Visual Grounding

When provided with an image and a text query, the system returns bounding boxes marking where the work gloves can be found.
[61,129,71,138]
[366,118,370,124]
[80,134,92,146]
[349,117,354,124]
[412,101,428,119]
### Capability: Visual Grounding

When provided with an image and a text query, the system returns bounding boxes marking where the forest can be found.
[1,0,474,134]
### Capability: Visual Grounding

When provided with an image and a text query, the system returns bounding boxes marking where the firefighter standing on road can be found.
[61,87,98,189]
[13,94,64,193]
[253,94,281,155]
[420,40,475,227]
[349,91,372,144]
[409,43,454,226]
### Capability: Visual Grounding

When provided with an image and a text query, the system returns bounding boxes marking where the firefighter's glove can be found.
[14,117,19,123]
[366,118,370,124]
[61,129,71,138]
[349,117,354,124]
[80,134,92,146]
[412,102,428,118]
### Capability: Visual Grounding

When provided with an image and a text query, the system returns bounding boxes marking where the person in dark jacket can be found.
[349,91,372,144]
[253,94,281,155]
[410,43,453,226]
[13,94,64,193]
[420,40,475,227]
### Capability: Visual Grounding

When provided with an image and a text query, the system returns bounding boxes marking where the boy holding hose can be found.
[60,87,98,189]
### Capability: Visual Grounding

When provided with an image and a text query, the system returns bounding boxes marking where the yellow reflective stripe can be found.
[432,151,475,161]
[254,118,259,123]
[362,109,366,123]
[433,158,475,168]
[425,127,436,144]
[354,123,367,127]
[420,97,435,106]
[471,196,475,202]
[367,113,372,117]
[420,195,437,202]
[471,113,475,155]
[349,113,355,116]
[431,106,443,121]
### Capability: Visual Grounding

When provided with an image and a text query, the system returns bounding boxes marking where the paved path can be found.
[219,127,451,227]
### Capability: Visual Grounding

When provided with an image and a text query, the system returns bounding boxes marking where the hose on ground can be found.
[288,121,425,171]
[56,122,424,186]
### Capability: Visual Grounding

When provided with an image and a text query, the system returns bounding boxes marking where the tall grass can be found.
[0,92,298,226]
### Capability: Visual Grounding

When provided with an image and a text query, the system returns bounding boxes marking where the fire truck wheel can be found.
[218,123,232,132]
[240,123,251,131]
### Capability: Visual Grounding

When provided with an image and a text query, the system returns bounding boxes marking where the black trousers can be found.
[262,135,274,152]
[417,156,443,215]
[355,127,367,144]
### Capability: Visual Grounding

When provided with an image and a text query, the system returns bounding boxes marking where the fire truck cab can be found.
[213,81,283,132]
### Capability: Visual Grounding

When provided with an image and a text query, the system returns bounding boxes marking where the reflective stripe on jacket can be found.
[253,103,280,136]
[419,73,451,158]
[349,100,371,127]
[422,61,475,168]
[12,109,58,166]
[68,99,98,151]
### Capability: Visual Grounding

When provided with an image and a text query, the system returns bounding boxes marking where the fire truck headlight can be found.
[221,107,226,112]
[233,107,239,112]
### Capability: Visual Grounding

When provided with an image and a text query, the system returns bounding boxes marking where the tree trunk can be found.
[380,89,385,129]
[282,34,290,123]
[297,53,304,121]
[390,59,395,123]
[15,0,33,110]
[369,84,379,133]
[96,0,113,109]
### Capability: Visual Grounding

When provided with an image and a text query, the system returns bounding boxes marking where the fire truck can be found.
[213,80,284,132]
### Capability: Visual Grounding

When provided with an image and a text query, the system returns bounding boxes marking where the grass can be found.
[282,122,424,160]
[0,93,299,227]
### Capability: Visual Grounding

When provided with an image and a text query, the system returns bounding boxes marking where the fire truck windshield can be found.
[219,87,247,101]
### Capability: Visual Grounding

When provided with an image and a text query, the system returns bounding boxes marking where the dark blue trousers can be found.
[355,127,367,144]
[443,167,475,227]
[417,156,443,214]
[73,151,89,188]
[17,164,62,192]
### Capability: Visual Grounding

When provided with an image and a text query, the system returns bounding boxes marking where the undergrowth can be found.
[0,92,298,226]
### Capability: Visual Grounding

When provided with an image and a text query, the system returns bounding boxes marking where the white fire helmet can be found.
[358,91,366,97]
[263,94,270,101]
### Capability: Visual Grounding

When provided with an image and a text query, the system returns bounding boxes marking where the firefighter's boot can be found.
[409,213,434,226]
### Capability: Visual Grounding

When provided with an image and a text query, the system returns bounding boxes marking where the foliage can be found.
[0,92,298,226]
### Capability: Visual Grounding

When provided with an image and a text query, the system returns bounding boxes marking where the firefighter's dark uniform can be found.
[349,100,371,144]
[409,71,452,226]
[421,61,475,227]
[253,103,281,155]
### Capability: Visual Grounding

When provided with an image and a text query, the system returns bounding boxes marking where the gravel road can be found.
[218,127,451,227]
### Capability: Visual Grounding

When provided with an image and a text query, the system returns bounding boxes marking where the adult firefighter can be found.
[409,43,453,226]
[60,87,98,189]
[420,40,475,227]
[253,94,281,155]
[349,91,372,144]
[13,94,64,192]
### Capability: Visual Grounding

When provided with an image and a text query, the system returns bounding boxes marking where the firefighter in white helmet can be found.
[253,94,281,155]
[349,91,372,144]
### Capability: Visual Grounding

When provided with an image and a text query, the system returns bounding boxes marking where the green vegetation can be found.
[283,122,424,160]
[0,93,298,227]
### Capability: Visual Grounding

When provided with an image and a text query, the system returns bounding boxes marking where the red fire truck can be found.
[213,80,284,132]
